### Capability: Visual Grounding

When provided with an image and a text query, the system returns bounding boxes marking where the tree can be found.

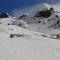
[0,12,9,18]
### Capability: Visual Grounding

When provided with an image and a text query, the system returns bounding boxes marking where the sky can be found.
[0,0,60,14]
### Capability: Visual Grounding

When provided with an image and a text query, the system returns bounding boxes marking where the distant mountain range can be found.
[0,3,60,31]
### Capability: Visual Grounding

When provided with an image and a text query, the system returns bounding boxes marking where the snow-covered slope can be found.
[0,3,60,35]
[16,3,60,29]
[14,3,60,35]
[0,3,60,60]
[0,17,15,25]
[0,23,60,60]
[0,17,28,28]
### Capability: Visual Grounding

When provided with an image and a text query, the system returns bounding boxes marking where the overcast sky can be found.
[0,0,60,14]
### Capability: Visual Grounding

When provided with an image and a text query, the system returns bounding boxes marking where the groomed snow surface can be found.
[0,24,60,60]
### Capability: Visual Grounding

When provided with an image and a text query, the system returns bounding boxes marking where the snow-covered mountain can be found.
[0,3,60,35]
[0,3,60,60]
[0,3,60,34]
[16,3,60,29]
[11,3,60,35]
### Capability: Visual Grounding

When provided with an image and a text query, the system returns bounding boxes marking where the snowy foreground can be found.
[0,25,60,60]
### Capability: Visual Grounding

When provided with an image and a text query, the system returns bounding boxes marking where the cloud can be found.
[51,4,60,12]
[12,6,33,17]
[13,2,60,17]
